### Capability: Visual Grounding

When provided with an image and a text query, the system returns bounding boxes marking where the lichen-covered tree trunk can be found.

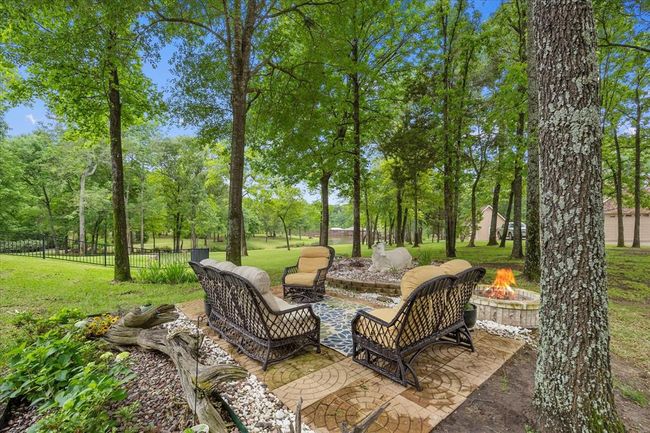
[533,1,623,431]
[523,0,541,279]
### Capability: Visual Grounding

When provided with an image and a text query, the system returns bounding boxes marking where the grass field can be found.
[1,240,648,373]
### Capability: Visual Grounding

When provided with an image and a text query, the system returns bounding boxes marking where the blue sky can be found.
[3,0,502,137]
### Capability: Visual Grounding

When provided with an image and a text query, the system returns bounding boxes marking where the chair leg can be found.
[459,325,475,352]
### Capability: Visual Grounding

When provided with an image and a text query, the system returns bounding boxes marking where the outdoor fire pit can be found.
[471,268,540,328]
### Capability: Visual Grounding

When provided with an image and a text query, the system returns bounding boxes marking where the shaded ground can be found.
[432,346,650,433]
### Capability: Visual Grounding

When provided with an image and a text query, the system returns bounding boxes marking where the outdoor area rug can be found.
[311,295,372,356]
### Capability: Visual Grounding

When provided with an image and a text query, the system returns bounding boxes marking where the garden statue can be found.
[369,242,412,272]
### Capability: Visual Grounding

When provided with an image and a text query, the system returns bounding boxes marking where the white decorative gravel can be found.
[164,311,313,433]
[475,320,535,346]
[326,286,401,307]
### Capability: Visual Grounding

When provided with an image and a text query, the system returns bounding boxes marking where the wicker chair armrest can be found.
[352,310,392,330]
[267,304,320,335]
[314,267,329,284]
[281,264,299,283]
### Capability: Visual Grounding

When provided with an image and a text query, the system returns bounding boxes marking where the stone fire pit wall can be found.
[326,276,400,296]
[471,286,540,328]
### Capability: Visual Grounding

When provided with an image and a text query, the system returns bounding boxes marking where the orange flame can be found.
[485,268,517,300]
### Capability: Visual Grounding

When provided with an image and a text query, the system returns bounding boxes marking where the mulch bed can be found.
[432,346,650,433]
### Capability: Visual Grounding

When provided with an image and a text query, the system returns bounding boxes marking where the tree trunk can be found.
[319,172,331,246]
[79,162,96,256]
[413,176,420,247]
[364,181,372,249]
[227,83,246,265]
[351,40,362,258]
[468,175,480,247]
[613,129,625,247]
[533,2,623,430]
[396,186,404,247]
[108,63,131,281]
[280,215,290,251]
[42,185,59,253]
[499,186,514,248]
[241,214,248,257]
[487,181,501,245]
[401,208,408,244]
[511,156,524,259]
[632,80,642,248]
[140,171,145,251]
[523,0,541,280]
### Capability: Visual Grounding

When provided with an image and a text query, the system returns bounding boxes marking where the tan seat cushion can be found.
[284,272,317,287]
[265,301,314,339]
[439,259,472,276]
[400,265,447,300]
[355,307,401,348]
[262,294,295,312]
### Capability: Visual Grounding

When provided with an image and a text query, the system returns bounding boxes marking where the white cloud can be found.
[26,114,36,125]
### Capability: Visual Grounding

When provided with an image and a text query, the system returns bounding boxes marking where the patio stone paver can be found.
[178,296,525,433]
[273,357,375,407]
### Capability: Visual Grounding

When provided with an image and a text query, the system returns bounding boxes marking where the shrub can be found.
[138,261,196,284]
[417,249,435,266]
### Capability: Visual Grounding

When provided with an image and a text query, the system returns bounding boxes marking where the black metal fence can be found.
[0,237,209,269]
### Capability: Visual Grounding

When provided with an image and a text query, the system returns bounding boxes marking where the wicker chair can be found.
[189,261,321,370]
[282,246,335,303]
[351,266,486,390]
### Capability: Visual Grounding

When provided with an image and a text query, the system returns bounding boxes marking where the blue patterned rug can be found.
[311,296,372,356]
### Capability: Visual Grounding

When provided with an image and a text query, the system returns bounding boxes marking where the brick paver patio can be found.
[179,289,524,433]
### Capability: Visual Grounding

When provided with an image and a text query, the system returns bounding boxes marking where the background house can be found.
[603,198,650,244]
[475,205,505,242]
[475,201,650,244]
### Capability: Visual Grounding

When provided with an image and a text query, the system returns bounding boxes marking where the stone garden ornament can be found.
[369,242,412,272]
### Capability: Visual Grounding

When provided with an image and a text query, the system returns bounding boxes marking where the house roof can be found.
[481,205,506,221]
[602,197,650,216]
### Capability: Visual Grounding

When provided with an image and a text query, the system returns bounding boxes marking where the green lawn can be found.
[1,241,648,372]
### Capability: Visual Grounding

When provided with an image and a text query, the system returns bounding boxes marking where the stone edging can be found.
[326,275,400,296]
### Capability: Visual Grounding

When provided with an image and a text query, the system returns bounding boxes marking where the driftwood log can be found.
[103,305,246,433]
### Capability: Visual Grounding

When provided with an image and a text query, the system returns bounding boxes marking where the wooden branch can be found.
[103,305,247,433]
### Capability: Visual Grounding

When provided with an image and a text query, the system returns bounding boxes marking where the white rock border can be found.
[475,319,536,347]
[326,285,401,307]
[163,310,313,433]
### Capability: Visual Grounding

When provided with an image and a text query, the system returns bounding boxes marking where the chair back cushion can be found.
[201,259,237,273]
[400,265,447,300]
[439,259,472,275]
[297,246,331,273]
[231,265,272,295]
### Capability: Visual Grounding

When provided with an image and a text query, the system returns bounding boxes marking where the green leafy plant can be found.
[138,261,196,284]
[0,330,96,403]
[30,352,135,433]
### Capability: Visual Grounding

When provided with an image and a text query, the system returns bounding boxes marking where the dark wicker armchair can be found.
[351,266,486,390]
[282,246,335,303]
[189,261,321,370]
